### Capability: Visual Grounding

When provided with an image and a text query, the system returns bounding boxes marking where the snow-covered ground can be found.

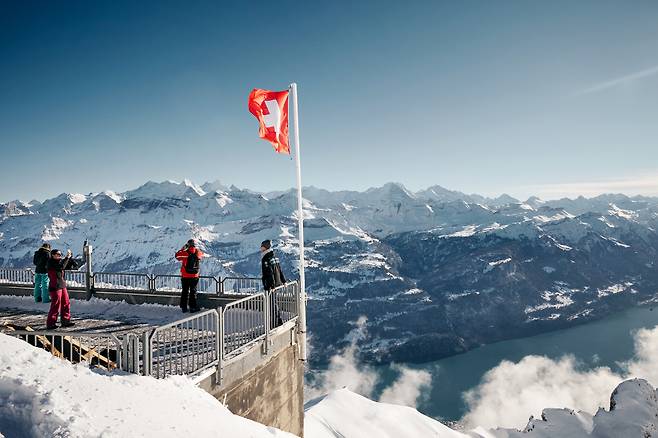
[0,334,295,438]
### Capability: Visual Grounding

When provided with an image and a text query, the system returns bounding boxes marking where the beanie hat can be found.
[260,240,272,250]
[187,239,196,247]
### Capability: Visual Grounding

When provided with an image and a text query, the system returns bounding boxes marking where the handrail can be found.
[0,268,257,295]
[148,309,220,378]
[93,272,151,292]
[221,292,267,358]
[220,276,262,294]
[152,274,219,294]
[0,268,34,285]
[267,281,300,332]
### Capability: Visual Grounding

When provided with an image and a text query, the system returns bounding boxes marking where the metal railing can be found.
[147,309,220,378]
[0,268,34,285]
[93,272,151,292]
[268,282,300,331]
[0,268,263,296]
[123,332,148,375]
[221,276,262,294]
[153,274,219,294]
[65,271,87,290]
[7,328,123,371]
[220,292,267,358]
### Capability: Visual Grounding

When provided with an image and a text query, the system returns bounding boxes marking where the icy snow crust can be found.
[0,334,295,438]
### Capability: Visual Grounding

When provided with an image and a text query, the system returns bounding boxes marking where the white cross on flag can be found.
[248,88,290,154]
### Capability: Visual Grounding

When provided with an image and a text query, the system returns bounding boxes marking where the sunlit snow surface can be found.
[305,381,658,438]
[0,334,294,438]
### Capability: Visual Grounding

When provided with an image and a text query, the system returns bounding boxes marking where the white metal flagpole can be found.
[289,82,307,362]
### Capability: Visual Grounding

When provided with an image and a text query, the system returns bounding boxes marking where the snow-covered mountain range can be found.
[2,180,658,364]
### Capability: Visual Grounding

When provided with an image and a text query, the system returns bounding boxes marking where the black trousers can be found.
[268,291,283,328]
[180,277,199,310]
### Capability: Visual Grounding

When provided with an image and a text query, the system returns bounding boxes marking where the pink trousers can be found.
[47,288,71,327]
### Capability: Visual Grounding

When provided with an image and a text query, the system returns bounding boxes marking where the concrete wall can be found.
[198,323,304,437]
[219,344,303,436]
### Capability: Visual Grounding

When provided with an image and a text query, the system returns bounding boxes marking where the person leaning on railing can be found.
[175,239,204,313]
[33,243,51,303]
[260,239,286,328]
[46,248,79,329]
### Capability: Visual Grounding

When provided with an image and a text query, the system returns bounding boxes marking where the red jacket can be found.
[175,247,204,278]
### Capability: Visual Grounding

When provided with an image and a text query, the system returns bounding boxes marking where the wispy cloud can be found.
[461,325,658,430]
[523,174,658,200]
[576,64,658,95]
[305,316,432,409]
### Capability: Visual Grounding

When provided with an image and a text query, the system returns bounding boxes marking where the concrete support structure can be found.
[198,322,304,437]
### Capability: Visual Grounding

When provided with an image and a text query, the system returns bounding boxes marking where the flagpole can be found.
[289,82,307,362]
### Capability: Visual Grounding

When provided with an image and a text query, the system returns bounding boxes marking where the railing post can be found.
[121,335,129,372]
[217,308,223,383]
[263,290,270,355]
[142,331,151,376]
[84,243,93,300]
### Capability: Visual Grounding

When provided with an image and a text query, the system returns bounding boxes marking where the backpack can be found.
[185,250,200,274]
[267,256,284,288]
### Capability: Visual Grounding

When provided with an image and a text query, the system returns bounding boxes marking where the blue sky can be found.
[1,0,657,202]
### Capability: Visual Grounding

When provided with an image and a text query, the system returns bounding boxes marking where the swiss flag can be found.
[248,88,290,154]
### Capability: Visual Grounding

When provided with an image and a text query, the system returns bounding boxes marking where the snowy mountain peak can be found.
[526,196,545,207]
[201,180,229,194]
[493,193,519,205]
[182,178,206,196]
[124,180,205,200]
[366,182,417,202]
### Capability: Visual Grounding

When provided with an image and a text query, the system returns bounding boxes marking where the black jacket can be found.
[47,256,79,291]
[33,248,50,274]
[261,249,286,290]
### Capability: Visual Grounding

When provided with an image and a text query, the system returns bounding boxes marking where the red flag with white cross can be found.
[248,88,290,154]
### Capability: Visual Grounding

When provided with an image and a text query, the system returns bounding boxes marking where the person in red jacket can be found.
[175,239,204,313]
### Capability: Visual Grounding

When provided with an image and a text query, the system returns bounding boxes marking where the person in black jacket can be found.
[260,240,286,290]
[260,240,286,328]
[33,243,51,303]
[46,249,79,329]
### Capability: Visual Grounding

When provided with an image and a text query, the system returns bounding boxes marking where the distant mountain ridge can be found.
[2,180,658,364]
